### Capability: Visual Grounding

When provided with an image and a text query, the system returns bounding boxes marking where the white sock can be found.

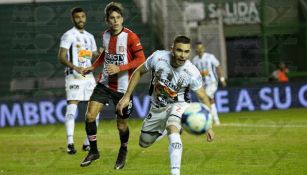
[168,133,182,175]
[83,113,100,145]
[211,103,220,124]
[65,104,77,145]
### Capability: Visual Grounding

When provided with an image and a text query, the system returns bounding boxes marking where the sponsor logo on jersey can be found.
[69,84,79,90]
[159,79,179,92]
[78,50,92,63]
[105,53,125,65]
[200,70,209,77]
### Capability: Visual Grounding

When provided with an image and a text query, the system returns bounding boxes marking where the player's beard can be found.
[171,56,185,68]
[74,21,85,30]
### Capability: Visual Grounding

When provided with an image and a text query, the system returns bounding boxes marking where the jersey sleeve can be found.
[143,52,156,71]
[128,32,143,54]
[118,32,145,71]
[90,35,97,52]
[190,72,203,91]
[212,55,220,67]
[60,33,72,49]
[191,56,196,65]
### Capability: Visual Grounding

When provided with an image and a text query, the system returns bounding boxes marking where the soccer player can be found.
[58,7,100,154]
[79,2,145,169]
[191,42,226,125]
[116,36,214,175]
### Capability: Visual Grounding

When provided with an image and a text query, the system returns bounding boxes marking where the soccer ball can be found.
[181,103,212,135]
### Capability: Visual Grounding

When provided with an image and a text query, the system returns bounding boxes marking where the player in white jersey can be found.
[191,42,226,125]
[117,36,215,175]
[58,7,100,154]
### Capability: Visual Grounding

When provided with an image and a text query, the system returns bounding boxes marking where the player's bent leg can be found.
[65,100,79,155]
[81,101,103,167]
[139,132,161,148]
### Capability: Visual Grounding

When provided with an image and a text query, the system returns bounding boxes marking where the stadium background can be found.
[0,1,307,175]
[0,0,306,127]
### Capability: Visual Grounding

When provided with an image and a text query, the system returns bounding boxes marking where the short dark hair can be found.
[173,35,191,45]
[195,41,203,45]
[104,2,124,19]
[71,7,85,16]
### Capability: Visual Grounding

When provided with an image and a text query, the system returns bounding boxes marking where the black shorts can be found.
[90,83,133,119]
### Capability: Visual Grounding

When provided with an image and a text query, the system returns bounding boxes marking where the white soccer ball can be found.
[181,103,212,135]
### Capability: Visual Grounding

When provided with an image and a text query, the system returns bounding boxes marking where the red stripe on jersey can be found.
[97,72,102,83]
[107,34,118,91]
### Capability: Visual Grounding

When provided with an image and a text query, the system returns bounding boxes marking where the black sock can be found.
[119,128,129,149]
[86,121,98,153]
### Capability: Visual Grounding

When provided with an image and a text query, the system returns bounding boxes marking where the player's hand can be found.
[106,64,120,75]
[221,80,227,87]
[98,47,104,54]
[206,128,214,142]
[74,66,85,76]
[116,95,130,116]
[82,66,94,74]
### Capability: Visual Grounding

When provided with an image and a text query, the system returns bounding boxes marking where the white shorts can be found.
[205,83,218,99]
[65,74,96,101]
[141,102,187,134]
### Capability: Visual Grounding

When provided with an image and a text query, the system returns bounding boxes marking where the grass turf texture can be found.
[0,108,307,175]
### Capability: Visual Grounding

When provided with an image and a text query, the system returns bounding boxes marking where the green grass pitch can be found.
[1,108,307,175]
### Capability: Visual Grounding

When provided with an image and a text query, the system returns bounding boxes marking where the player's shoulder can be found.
[101,29,110,36]
[123,28,140,39]
[191,55,199,63]
[147,50,171,65]
[62,27,74,36]
[61,28,75,40]
[123,27,136,35]
[152,50,171,59]
[83,30,95,38]
[185,60,201,75]
[204,52,216,59]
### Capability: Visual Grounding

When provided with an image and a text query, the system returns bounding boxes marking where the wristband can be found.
[220,77,225,82]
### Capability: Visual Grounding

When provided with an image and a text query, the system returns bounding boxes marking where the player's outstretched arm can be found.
[195,87,211,109]
[217,66,226,87]
[195,87,215,142]
[82,51,105,75]
[116,63,148,115]
[92,47,104,60]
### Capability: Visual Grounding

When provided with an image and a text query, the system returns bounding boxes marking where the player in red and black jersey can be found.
[80,2,145,169]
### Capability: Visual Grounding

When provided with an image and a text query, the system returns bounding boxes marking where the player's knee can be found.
[85,112,97,122]
[166,117,181,134]
[139,137,154,148]
[139,133,157,148]
[139,140,151,148]
[116,119,128,131]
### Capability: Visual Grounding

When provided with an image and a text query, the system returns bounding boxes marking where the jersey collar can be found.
[73,27,85,34]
